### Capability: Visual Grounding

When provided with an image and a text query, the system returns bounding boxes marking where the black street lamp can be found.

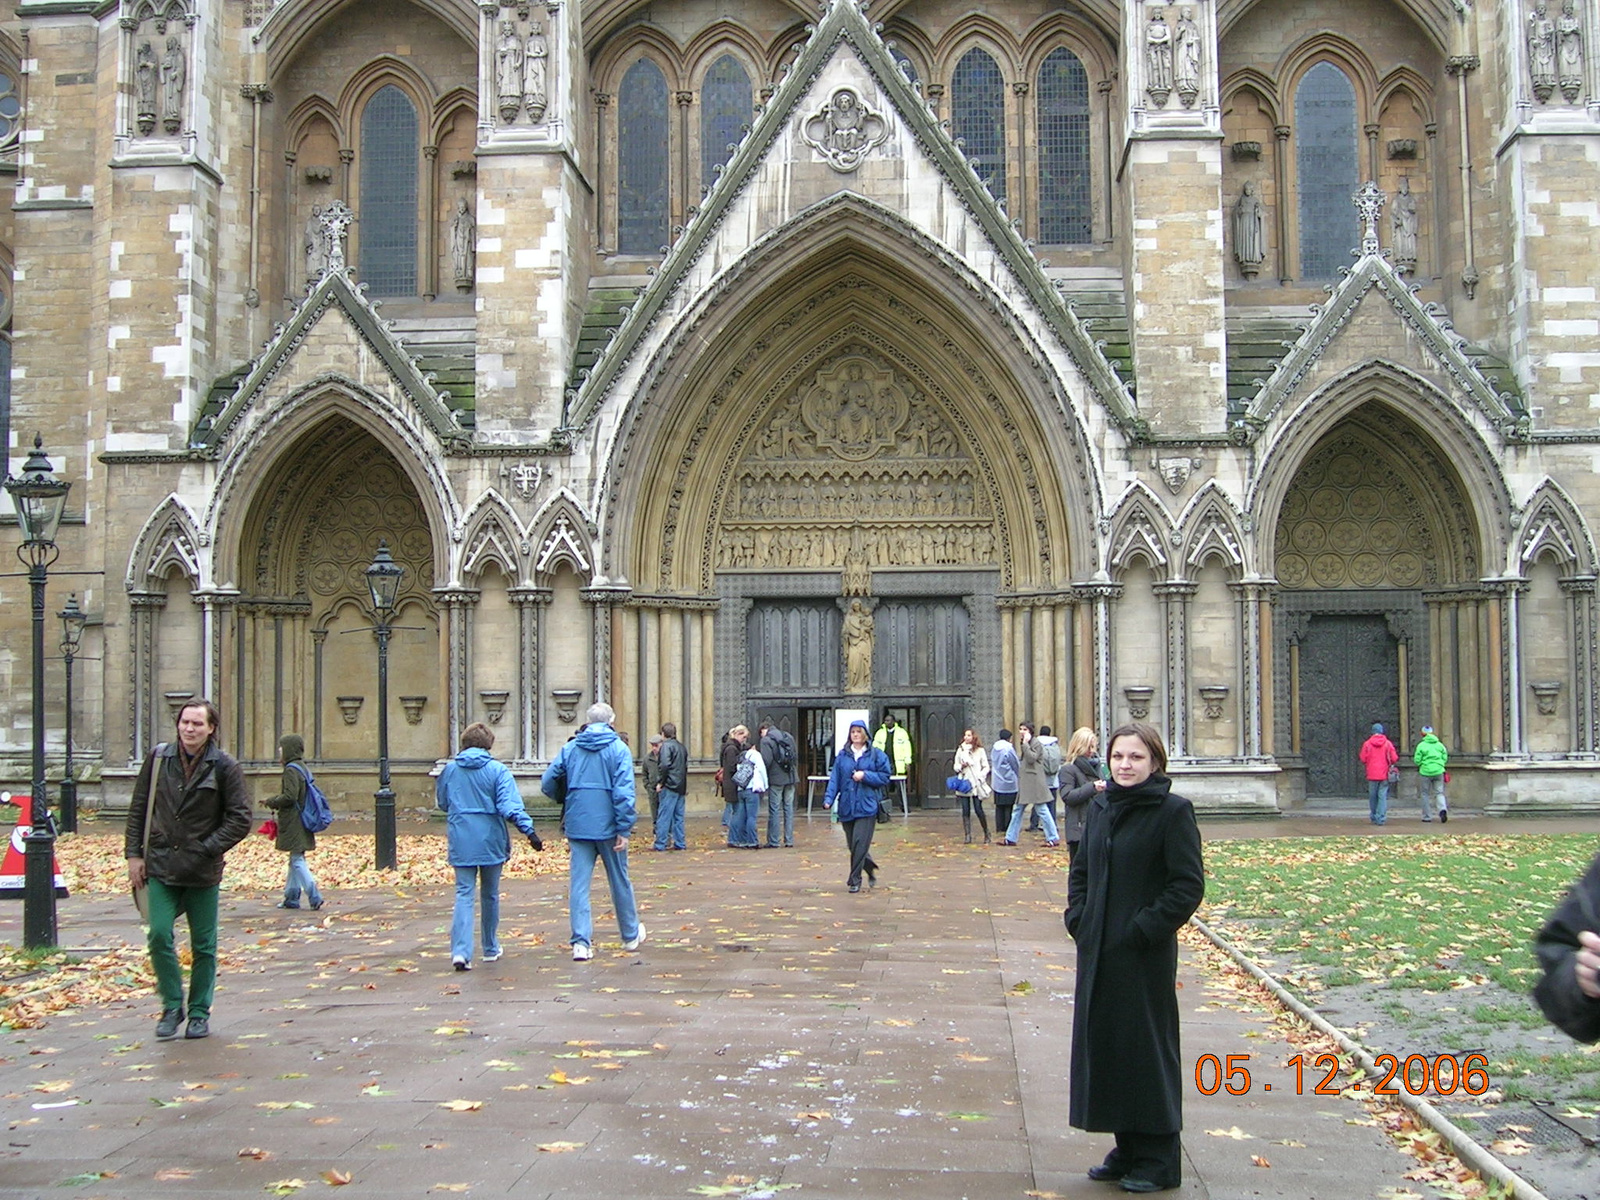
[57,594,87,835]
[364,541,403,871]
[4,435,71,949]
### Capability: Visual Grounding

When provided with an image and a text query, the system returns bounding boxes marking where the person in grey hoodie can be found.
[541,703,643,961]
[437,722,543,970]
[263,733,322,911]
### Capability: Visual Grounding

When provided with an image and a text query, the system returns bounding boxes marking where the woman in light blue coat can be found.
[436,722,542,970]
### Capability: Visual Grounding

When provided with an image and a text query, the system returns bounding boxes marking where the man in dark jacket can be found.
[758,720,798,848]
[263,733,323,911]
[541,703,642,961]
[125,700,252,1041]
[653,722,688,851]
[1533,852,1600,1043]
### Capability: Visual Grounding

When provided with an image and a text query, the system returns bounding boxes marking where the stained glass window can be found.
[358,85,418,296]
[0,72,19,153]
[1295,62,1359,279]
[701,55,751,195]
[1037,47,1091,244]
[619,58,669,254]
[952,48,1006,206]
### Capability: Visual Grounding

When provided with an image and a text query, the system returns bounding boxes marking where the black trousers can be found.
[1107,1131,1182,1185]
[994,793,1017,837]
[841,817,878,887]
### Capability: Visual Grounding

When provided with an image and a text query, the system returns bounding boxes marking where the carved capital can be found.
[675,90,695,107]
[1445,55,1480,76]
[1273,123,1291,141]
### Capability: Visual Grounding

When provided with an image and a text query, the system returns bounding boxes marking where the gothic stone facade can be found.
[2,0,1598,814]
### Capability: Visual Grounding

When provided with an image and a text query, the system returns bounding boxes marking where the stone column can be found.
[582,584,632,706]
[1231,580,1274,759]
[1560,575,1598,754]
[1154,581,1197,757]
[510,586,552,762]
[1075,582,1122,740]
[128,592,167,762]
[435,588,480,753]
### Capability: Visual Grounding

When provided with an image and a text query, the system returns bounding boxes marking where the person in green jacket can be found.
[264,733,324,909]
[1413,726,1449,824]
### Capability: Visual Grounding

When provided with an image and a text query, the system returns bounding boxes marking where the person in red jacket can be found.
[1358,723,1399,826]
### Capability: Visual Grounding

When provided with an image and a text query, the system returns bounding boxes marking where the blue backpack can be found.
[290,761,334,833]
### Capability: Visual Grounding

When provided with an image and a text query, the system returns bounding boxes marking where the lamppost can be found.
[364,541,403,871]
[57,594,87,834]
[4,435,71,949]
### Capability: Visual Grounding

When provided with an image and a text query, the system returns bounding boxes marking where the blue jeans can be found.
[1419,774,1446,820]
[728,789,759,846]
[1367,779,1390,824]
[284,852,322,907]
[451,863,502,963]
[568,839,640,949]
[1006,800,1059,843]
[653,789,686,849]
[766,783,795,846]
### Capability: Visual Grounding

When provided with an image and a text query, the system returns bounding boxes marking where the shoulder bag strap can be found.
[141,743,168,857]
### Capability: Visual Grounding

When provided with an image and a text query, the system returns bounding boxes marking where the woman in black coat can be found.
[1065,721,1204,1193]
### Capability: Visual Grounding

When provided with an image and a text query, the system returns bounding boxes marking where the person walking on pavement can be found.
[125,700,252,1041]
[652,722,688,851]
[952,727,992,844]
[542,703,644,961]
[823,718,893,892]
[1358,723,1399,826]
[263,733,323,911]
[1413,725,1449,822]
[759,720,798,847]
[1066,721,1205,1193]
[437,722,543,970]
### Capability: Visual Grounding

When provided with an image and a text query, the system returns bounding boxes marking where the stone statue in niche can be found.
[496,19,524,122]
[1174,8,1202,108]
[160,34,185,133]
[800,88,889,171]
[304,202,328,286]
[134,41,158,135]
[450,197,476,290]
[1391,177,1418,272]
[523,21,549,122]
[1557,0,1585,103]
[1145,9,1174,107]
[1232,180,1265,278]
[1529,0,1558,103]
[842,599,875,694]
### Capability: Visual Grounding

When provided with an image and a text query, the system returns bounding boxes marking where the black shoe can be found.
[184,1017,210,1040]
[155,1008,185,1040]
[1088,1165,1128,1182]
[310,899,324,910]
[1120,1177,1176,1193]
[847,883,861,893]
[1440,809,1448,823]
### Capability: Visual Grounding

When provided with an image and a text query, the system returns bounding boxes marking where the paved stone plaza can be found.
[1,815,1554,1198]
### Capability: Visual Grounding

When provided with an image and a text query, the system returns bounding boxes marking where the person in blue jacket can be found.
[541,702,644,961]
[436,722,543,971]
[822,718,893,893]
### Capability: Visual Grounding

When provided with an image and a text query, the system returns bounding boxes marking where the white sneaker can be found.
[571,943,593,961]
[622,924,646,952]
[452,957,471,971]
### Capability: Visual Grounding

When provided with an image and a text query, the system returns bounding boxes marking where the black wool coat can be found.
[1065,774,1205,1134]
[1533,851,1600,1044]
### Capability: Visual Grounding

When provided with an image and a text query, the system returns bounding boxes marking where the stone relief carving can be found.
[800,88,889,171]
[1529,0,1558,103]
[135,42,159,135]
[492,8,557,126]
[124,1,192,139]
[523,21,549,122]
[306,200,354,284]
[1391,178,1418,273]
[1174,8,1202,108]
[842,598,875,693]
[500,459,545,501]
[799,355,912,459]
[1232,181,1265,278]
[1557,0,1585,103]
[160,35,185,133]
[495,20,524,121]
[1145,9,1174,107]
[450,197,477,290]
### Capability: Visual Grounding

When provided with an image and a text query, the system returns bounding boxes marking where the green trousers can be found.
[144,878,220,1019]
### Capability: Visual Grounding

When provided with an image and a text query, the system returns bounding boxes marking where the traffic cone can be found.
[1,795,69,899]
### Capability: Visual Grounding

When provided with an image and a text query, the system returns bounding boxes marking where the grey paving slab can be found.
[0,814,1491,1199]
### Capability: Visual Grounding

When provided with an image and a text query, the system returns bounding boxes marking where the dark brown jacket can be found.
[125,741,252,888]
[264,733,314,854]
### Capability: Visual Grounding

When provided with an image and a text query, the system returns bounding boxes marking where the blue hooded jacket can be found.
[823,720,893,821]
[435,747,537,867]
[541,722,638,841]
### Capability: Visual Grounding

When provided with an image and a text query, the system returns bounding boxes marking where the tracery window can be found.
[700,55,751,196]
[1036,47,1091,244]
[1294,62,1359,279]
[951,47,1007,206]
[618,58,670,254]
[0,68,19,164]
[358,85,419,296]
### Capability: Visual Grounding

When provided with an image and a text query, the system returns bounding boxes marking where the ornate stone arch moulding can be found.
[458,489,530,585]
[126,495,204,591]
[1178,482,1249,577]
[1105,483,1176,577]
[1517,480,1598,576]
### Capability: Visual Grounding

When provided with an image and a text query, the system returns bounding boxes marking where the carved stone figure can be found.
[1232,181,1265,278]
[523,21,549,122]
[496,20,524,122]
[304,203,327,286]
[1145,10,1174,107]
[160,35,185,133]
[1391,177,1418,272]
[800,88,889,171]
[134,41,158,135]
[1529,0,1557,103]
[450,197,476,290]
[1174,8,1202,108]
[842,599,875,694]
[1558,0,1585,103]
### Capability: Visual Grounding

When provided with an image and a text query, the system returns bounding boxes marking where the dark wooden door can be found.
[1300,614,1399,797]
[919,698,966,806]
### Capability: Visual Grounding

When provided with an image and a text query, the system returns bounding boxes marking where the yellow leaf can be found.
[322,1168,353,1185]
[32,1080,73,1094]
[155,1167,194,1180]
[431,1186,469,1194]
[883,1018,914,1027]
[433,1026,470,1036]
[537,1141,585,1152]
[796,1110,831,1120]
[1251,1155,1272,1168]
[437,1100,483,1112]
[1206,1126,1254,1140]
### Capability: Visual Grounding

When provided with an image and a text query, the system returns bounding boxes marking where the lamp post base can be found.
[58,777,77,834]
[374,785,397,871]
[23,824,58,949]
